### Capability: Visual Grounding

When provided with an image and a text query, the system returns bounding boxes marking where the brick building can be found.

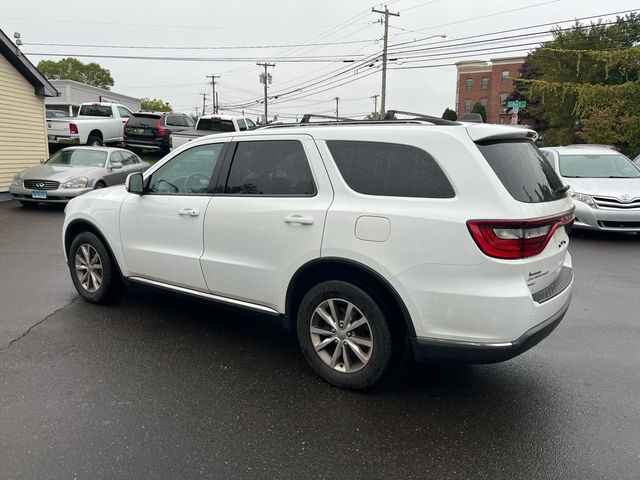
[455,57,524,124]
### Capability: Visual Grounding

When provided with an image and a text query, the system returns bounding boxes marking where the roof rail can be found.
[383,110,460,126]
[256,119,440,129]
[300,113,355,123]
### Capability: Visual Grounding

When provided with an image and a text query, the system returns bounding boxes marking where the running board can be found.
[128,277,280,316]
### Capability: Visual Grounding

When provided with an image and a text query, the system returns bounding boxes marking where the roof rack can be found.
[383,110,460,126]
[300,113,356,123]
[256,119,440,129]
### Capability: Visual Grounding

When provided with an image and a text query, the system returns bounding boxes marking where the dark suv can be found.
[124,112,195,154]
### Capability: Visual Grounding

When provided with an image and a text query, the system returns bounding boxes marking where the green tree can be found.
[37,58,114,90]
[470,102,487,122]
[511,13,640,154]
[442,108,457,121]
[140,98,172,112]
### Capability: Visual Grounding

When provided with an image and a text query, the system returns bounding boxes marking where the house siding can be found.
[0,53,48,192]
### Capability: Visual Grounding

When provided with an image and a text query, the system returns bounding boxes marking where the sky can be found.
[2,0,639,121]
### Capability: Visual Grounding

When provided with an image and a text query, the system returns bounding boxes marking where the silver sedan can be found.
[9,147,149,207]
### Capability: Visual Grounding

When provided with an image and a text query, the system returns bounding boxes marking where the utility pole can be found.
[334,97,340,120]
[372,5,399,116]
[200,93,207,116]
[371,94,379,115]
[206,74,220,114]
[195,106,199,118]
[257,62,275,123]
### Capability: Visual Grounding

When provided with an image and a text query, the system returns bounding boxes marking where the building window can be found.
[501,70,510,83]
[480,98,488,108]
[481,77,489,89]
[464,99,472,111]
[500,93,509,106]
[466,78,473,90]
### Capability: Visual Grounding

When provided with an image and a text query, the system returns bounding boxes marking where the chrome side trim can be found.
[128,276,280,316]
[417,336,514,349]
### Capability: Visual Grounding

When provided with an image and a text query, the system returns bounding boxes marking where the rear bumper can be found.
[124,136,168,151]
[573,201,640,232]
[411,293,571,363]
[48,135,80,145]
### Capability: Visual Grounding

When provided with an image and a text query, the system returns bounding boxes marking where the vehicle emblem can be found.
[619,194,631,203]
[36,183,45,188]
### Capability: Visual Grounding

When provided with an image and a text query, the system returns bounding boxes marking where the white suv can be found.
[63,119,575,389]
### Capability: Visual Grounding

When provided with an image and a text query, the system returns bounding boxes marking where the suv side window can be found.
[245,118,255,129]
[148,143,225,195]
[225,140,316,196]
[326,140,455,198]
[165,115,179,126]
[237,119,247,131]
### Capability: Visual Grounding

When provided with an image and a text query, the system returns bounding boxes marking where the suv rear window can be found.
[326,140,454,198]
[476,140,565,203]
[128,114,161,128]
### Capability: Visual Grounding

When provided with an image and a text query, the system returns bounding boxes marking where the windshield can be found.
[46,149,107,167]
[559,154,640,178]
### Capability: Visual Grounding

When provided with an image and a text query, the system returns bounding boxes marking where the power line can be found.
[24,52,365,63]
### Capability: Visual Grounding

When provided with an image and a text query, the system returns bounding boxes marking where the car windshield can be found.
[46,149,107,167]
[559,154,640,178]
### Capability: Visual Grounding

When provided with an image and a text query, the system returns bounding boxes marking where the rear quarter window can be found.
[476,140,565,203]
[326,140,454,198]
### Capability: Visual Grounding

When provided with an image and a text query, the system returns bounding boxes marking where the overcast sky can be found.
[2,0,638,120]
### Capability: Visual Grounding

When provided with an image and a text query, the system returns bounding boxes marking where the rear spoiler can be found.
[466,123,539,142]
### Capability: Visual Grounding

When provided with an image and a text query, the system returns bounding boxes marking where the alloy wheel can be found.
[310,298,373,373]
[75,244,103,293]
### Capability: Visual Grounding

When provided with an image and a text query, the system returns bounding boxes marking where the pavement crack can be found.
[0,296,79,353]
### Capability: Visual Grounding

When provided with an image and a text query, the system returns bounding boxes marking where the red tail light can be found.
[69,123,78,134]
[467,211,574,259]
[156,117,166,137]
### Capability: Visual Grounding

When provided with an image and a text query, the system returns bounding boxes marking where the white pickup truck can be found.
[47,102,134,146]
[170,115,256,151]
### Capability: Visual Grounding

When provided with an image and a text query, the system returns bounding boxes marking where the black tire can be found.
[297,280,394,390]
[68,231,126,304]
[87,134,103,147]
[94,181,106,190]
[19,201,39,208]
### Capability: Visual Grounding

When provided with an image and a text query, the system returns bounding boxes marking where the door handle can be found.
[284,215,314,225]
[178,208,200,217]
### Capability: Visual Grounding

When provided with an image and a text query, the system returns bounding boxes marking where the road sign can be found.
[507,100,526,108]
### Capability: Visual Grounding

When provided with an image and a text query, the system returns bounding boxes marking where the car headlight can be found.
[62,176,89,189]
[11,173,21,186]
[569,191,597,209]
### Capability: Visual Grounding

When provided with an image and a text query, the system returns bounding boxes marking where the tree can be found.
[442,108,457,121]
[37,58,114,90]
[140,98,172,112]
[470,102,487,122]
[511,13,640,154]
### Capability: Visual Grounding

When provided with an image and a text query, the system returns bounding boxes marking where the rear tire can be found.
[19,201,39,208]
[69,231,126,304]
[87,135,103,147]
[297,280,394,390]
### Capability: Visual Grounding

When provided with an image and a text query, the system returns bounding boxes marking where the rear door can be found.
[200,134,333,311]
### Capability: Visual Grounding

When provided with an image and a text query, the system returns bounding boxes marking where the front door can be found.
[120,142,227,291]
[201,136,333,310]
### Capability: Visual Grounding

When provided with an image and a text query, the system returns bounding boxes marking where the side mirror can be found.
[126,172,144,194]
[110,162,123,170]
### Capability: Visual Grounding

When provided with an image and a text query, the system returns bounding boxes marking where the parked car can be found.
[46,109,70,118]
[10,147,149,207]
[124,112,195,154]
[170,115,255,151]
[63,120,574,389]
[47,102,133,147]
[542,146,640,232]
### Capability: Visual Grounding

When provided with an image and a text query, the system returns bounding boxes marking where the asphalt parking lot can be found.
[0,199,638,479]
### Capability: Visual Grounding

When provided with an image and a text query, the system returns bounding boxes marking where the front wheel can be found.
[296,280,394,390]
[68,231,126,304]
[94,181,106,190]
